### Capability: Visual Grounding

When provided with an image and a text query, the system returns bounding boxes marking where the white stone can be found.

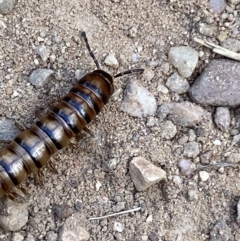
[104,53,119,69]
[129,157,166,191]
[114,222,124,232]
[199,171,210,182]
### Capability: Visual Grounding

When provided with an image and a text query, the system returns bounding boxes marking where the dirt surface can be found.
[0,0,240,240]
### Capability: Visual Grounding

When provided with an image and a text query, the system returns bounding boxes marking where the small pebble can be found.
[104,54,119,69]
[183,141,200,158]
[114,222,124,233]
[29,69,54,88]
[143,70,155,82]
[157,84,169,94]
[198,22,218,36]
[172,175,182,185]
[168,46,198,78]
[35,45,50,62]
[166,72,190,94]
[188,190,198,201]
[159,120,177,140]
[129,156,166,191]
[178,159,196,176]
[12,233,24,241]
[209,0,226,14]
[188,129,196,141]
[146,215,153,223]
[213,140,221,146]
[199,171,210,182]
[214,107,230,131]
[0,0,16,14]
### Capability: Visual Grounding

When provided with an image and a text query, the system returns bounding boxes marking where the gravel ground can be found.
[1,0,240,240]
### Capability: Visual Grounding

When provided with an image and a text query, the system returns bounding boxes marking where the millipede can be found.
[0,32,144,202]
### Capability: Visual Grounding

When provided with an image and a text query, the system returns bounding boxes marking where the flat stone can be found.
[168,46,198,78]
[121,81,157,118]
[214,107,230,131]
[59,214,89,241]
[162,101,205,127]
[189,59,240,107]
[0,198,29,231]
[0,0,16,14]
[129,157,166,191]
[104,53,119,69]
[29,69,54,88]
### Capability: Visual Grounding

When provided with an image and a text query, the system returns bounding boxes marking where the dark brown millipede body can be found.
[0,32,144,201]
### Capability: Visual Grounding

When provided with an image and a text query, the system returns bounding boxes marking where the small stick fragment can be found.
[196,162,238,171]
[89,207,141,220]
[193,37,240,61]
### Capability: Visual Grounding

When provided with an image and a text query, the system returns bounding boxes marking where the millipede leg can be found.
[35,110,42,119]
[83,127,94,136]
[0,140,11,144]
[15,121,26,131]
[34,170,44,186]
[6,191,26,203]
[48,159,58,174]
[17,185,27,196]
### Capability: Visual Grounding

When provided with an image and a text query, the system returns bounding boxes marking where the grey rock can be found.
[146,116,156,127]
[189,59,240,107]
[0,119,20,141]
[59,215,89,241]
[197,22,218,36]
[200,151,212,164]
[188,129,196,141]
[157,84,169,94]
[183,141,200,158]
[121,81,157,118]
[148,232,159,241]
[12,232,24,241]
[45,231,57,241]
[25,234,35,241]
[228,0,240,4]
[166,72,190,94]
[0,0,16,14]
[163,101,205,127]
[143,70,155,82]
[157,104,169,121]
[29,69,54,88]
[172,175,182,185]
[214,107,230,131]
[226,153,240,163]
[178,135,188,145]
[35,45,50,62]
[168,46,198,78]
[210,220,233,241]
[114,222,124,232]
[221,38,240,52]
[0,198,28,231]
[199,171,210,182]
[159,120,177,140]
[129,157,166,191]
[209,0,226,14]
[188,190,198,201]
[104,54,119,69]
[178,159,196,176]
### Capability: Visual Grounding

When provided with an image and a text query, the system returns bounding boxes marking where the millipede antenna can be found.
[81,31,100,69]
[114,68,144,78]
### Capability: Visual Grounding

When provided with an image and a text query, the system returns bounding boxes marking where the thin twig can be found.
[89,207,141,220]
[196,162,238,171]
[193,37,240,61]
